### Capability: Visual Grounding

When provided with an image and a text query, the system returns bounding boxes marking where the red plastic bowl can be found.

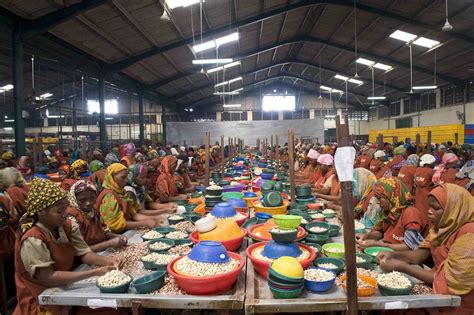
[246,242,316,278]
[235,211,250,226]
[167,252,245,295]
[307,203,321,210]
[189,228,247,252]
[252,185,261,193]
[248,224,307,242]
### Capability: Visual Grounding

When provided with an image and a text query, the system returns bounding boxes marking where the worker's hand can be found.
[355,233,368,242]
[144,219,157,229]
[357,239,381,249]
[178,194,188,200]
[379,257,407,273]
[376,250,396,263]
[108,235,128,248]
[167,203,178,213]
[94,265,116,276]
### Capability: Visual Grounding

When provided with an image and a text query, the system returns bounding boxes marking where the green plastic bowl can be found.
[97,274,132,293]
[263,191,283,207]
[364,246,394,263]
[168,217,184,225]
[305,233,329,245]
[147,239,175,253]
[322,211,336,219]
[303,242,322,257]
[306,221,330,235]
[269,228,298,242]
[377,279,414,296]
[322,243,345,259]
[313,257,345,275]
[328,224,341,237]
[356,253,373,269]
[267,273,304,286]
[222,192,244,200]
[140,255,158,270]
[272,215,302,229]
[268,267,304,284]
[132,271,166,294]
[154,227,176,234]
[173,239,193,246]
[176,200,188,206]
[269,284,304,299]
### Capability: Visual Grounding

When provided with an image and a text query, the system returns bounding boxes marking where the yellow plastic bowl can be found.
[271,256,304,279]
[243,197,259,208]
[252,200,289,215]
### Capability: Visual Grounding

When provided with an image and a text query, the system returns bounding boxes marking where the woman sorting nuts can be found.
[14,178,122,315]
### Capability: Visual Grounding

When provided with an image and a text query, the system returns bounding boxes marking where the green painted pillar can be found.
[138,93,145,145]
[98,69,106,151]
[12,26,25,156]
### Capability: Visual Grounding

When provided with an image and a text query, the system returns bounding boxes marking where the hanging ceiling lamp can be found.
[442,0,453,31]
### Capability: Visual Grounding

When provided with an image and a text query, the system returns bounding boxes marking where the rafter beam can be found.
[106,0,473,72]
[21,0,111,39]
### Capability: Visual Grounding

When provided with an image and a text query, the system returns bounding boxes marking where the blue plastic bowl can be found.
[226,198,247,209]
[244,192,257,198]
[262,240,302,259]
[234,165,245,171]
[196,185,206,193]
[188,241,230,263]
[210,202,237,218]
[260,173,274,180]
[255,212,272,220]
[304,268,336,293]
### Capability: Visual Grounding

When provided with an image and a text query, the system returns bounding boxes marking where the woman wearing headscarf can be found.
[120,143,136,167]
[174,154,196,194]
[414,154,437,225]
[14,178,120,315]
[97,164,163,233]
[1,151,16,167]
[312,154,336,192]
[354,145,373,170]
[398,154,420,192]
[92,148,104,163]
[455,159,474,196]
[433,153,459,185]
[377,184,474,314]
[296,149,320,183]
[68,180,127,252]
[0,191,16,257]
[379,145,407,178]
[0,167,29,218]
[356,177,426,251]
[16,156,32,179]
[60,159,88,191]
[370,150,386,178]
[352,168,380,229]
[104,148,120,167]
[127,164,177,213]
[155,156,188,203]
[88,160,106,191]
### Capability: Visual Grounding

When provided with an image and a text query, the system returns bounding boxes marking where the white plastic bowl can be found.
[195,216,217,233]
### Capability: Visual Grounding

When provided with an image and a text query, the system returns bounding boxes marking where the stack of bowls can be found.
[267,257,304,299]
[211,171,223,183]
[210,202,237,218]
[263,191,283,208]
[295,184,312,198]
[205,185,223,209]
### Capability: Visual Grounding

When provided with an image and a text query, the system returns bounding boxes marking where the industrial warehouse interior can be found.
[0,0,473,314]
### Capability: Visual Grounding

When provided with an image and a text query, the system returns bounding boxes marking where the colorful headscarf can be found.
[393,145,407,156]
[103,163,131,202]
[127,164,147,186]
[70,159,88,179]
[372,177,412,222]
[159,156,178,177]
[374,150,385,159]
[68,180,97,214]
[59,164,71,176]
[105,152,120,166]
[18,156,30,169]
[405,154,420,167]
[317,154,334,166]
[125,143,136,156]
[353,168,376,200]
[21,178,67,234]
[432,153,459,184]
[90,160,105,173]
[307,149,320,160]
[148,150,158,160]
[0,167,26,188]
[1,151,14,160]
[135,152,146,164]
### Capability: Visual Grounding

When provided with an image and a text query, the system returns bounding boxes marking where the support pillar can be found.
[98,69,107,151]
[12,26,25,156]
[138,93,145,145]
[162,105,167,145]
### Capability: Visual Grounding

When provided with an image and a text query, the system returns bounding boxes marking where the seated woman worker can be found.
[88,160,106,191]
[97,163,164,234]
[378,145,408,178]
[433,152,459,185]
[174,155,197,194]
[354,145,373,170]
[68,180,127,252]
[398,154,420,193]
[14,178,120,315]
[61,159,89,191]
[155,156,188,203]
[377,184,474,314]
[356,177,426,251]
[0,167,29,217]
[353,168,381,229]
[295,149,320,184]
[312,154,335,192]
[127,164,177,214]
[370,150,386,178]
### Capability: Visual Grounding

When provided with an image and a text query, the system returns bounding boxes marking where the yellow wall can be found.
[369,124,464,144]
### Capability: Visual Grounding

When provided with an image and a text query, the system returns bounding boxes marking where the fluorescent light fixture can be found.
[233,88,243,92]
[325,115,336,119]
[192,59,233,65]
[320,85,332,91]
[215,32,239,47]
[192,32,239,53]
[348,78,364,85]
[356,58,375,66]
[87,99,119,114]
[215,77,242,87]
[3,127,12,131]
[207,66,223,74]
[262,95,296,111]
[412,85,438,90]
[367,96,387,100]
[105,117,114,120]
[36,93,53,100]
[389,30,417,42]
[334,74,349,81]
[45,109,64,118]
[5,119,14,122]
[223,104,242,108]
[4,116,7,119]
[189,108,193,112]
[373,63,392,71]
[214,91,240,95]
[412,37,440,48]
[0,84,13,92]
[166,0,201,9]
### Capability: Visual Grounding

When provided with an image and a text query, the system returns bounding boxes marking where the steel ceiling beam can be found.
[187,76,361,109]
[21,0,111,39]
[106,0,473,72]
